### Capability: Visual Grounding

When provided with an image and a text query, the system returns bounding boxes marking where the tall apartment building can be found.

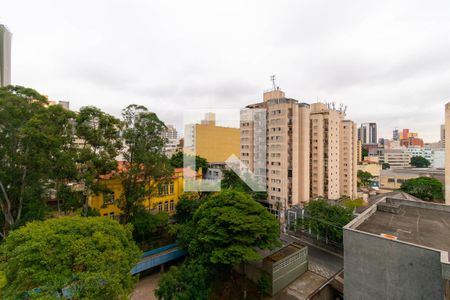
[162,124,179,157]
[392,128,400,141]
[241,89,310,210]
[310,103,357,200]
[358,122,377,145]
[240,89,357,214]
[445,103,450,205]
[0,24,12,87]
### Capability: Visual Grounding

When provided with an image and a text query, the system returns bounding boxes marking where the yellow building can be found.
[88,166,201,217]
[185,113,240,163]
[358,156,382,182]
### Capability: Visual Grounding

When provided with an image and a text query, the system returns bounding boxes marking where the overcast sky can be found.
[2,0,450,141]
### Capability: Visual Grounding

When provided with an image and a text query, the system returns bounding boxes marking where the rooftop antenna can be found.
[270,75,277,91]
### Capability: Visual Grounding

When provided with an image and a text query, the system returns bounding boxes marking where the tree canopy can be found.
[410,156,431,168]
[221,169,267,201]
[0,217,141,299]
[118,105,173,222]
[382,162,390,170]
[0,86,78,236]
[400,176,443,201]
[169,151,208,173]
[357,170,374,188]
[174,192,201,224]
[75,106,123,216]
[157,190,280,300]
[298,199,353,243]
[155,261,211,300]
[188,190,280,265]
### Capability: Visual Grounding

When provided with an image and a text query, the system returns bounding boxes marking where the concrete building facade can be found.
[344,196,450,300]
[162,124,178,157]
[310,103,357,200]
[240,89,358,214]
[383,149,411,168]
[0,24,12,87]
[358,122,377,145]
[240,89,310,211]
[379,167,444,191]
[446,102,450,205]
[185,113,240,163]
[441,124,446,148]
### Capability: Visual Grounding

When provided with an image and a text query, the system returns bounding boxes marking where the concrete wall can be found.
[344,229,445,300]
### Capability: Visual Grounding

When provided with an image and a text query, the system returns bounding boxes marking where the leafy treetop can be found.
[410,156,431,168]
[188,190,280,265]
[0,216,141,299]
[400,176,443,201]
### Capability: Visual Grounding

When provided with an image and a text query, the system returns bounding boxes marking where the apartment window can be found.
[388,178,395,183]
[164,201,169,212]
[170,200,174,211]
[169,183,174,194]
[158,202,162,212]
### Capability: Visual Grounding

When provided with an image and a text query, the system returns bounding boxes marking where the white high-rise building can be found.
[162,124,179,157]
[0,24,12,87]
[358,123,377,145]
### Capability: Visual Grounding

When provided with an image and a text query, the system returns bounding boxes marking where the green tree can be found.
[155,261,211,300]
[0,86,79,237]
[174,192,201,224]
[169,151,208,173]
[118,105,172,223]
[361,148,369,159]
[382,162,390,170]
[75,106,123,216]
[342,198,365,210]
[299,199,353,243]
[221,169,267,201]
[256,273,271,298]
[189,190,280,265]
[357,170,374,187]
[0,217,141,299]
[130,209,169,247]
[410,156,431,168]
[400,176,443,201]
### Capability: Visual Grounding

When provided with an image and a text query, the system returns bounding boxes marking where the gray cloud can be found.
[2,0,450,141]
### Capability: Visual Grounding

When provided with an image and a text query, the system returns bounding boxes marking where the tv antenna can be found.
[270,75,277,91]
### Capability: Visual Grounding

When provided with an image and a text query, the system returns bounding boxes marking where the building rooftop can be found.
[265,243,304,263]
[355,200,450,254]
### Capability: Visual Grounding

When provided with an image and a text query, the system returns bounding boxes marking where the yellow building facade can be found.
[186,113,240,163]
[88,168,200,217]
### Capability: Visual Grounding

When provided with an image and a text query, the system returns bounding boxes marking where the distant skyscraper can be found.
[162,124,179,157]
[358,123,377,145]
[393,128,399,141]
[0,24,12,87]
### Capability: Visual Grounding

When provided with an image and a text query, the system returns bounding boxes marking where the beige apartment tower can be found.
[240,89,310,212]
[445,102,450,205]
[310,103,357,200]
[241,88,358,214]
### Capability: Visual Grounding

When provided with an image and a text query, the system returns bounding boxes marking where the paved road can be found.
[130,271,161,300]
[281,233,343,278]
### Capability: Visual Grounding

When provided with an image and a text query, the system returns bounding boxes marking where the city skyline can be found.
[2,0,450,141]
